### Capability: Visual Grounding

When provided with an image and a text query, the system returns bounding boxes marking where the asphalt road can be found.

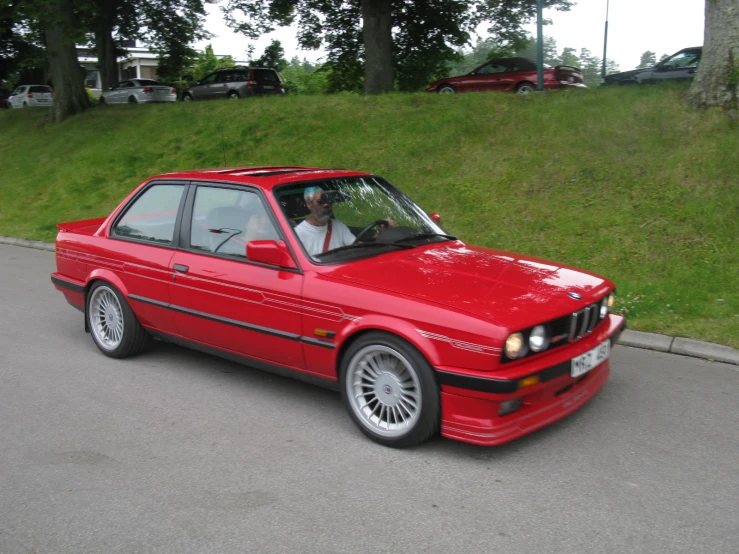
[1,244,738,554]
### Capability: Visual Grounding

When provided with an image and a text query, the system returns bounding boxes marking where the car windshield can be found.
[276,176,452,262]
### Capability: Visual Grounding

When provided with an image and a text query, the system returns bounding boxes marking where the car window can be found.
[137,79,162,86]
[190,187,280,259]
[30,86,51,93]
[476,63,507,75]
[663,52,700,69]
[113,184,185,245]
[254,69,280,83]
[120,81,134,88]
[232,71,249,82]
[199,73,218,85]
[13,87,25,94]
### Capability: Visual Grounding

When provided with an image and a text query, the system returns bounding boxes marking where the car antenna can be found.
[221,126,227,167]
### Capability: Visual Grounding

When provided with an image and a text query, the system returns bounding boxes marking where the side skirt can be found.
[146,328,340,392]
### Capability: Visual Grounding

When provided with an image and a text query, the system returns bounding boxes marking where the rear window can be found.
[137,79,163,86]
[253,69,280,83]
[30,86,52,93]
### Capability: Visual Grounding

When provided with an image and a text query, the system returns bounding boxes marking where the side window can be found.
[200,73,217,85]
[113,184,185,245]
[190,187,280,259]
[476,63,506,75]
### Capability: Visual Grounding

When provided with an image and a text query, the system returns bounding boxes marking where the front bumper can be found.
[437,314,625,446]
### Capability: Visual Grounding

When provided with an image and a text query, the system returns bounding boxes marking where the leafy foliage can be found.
[189,44,236,82]
[249,39,288,71]
[637,51,657,69]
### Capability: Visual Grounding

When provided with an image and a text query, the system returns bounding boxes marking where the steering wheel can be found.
[354,219,389,243]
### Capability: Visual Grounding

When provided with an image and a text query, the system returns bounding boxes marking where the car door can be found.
[168,183,305,369]
[463,61,510,92]
[10,86,25,108]
[106,180,187,334]
[111,81,130,103]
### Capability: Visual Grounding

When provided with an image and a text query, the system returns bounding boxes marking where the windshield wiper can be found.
[393,232,457,244]
[314,241,414,259]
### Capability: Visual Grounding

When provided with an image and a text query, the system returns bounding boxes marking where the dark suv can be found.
[181,67,284,101]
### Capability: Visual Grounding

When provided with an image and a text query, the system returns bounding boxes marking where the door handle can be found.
[173,264,189,273]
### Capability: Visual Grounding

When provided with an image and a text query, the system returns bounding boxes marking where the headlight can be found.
[505,332,525,359]
[601,291,616,318]
[529,325,550,352]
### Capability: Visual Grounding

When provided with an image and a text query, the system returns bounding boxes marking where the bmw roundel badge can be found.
[568,292,582,300]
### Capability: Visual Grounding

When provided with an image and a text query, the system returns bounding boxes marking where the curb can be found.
[2,235,737,366]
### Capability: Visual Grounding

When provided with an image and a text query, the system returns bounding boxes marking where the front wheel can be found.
[228,91,240,100]
[437,85,455,94]
[182,94,193,102]
[87,282,150,358]
[340,332,440,447]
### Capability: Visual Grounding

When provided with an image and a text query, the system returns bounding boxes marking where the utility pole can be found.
[601,0,610,79]
[536,0,544,90]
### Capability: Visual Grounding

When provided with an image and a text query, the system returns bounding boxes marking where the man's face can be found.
[308,190,333,224]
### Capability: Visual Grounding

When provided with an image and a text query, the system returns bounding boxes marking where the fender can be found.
[333,313,443,369]
[85,268,131,298]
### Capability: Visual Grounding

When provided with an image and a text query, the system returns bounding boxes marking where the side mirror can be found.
[430,212,442,224]
[247,240,298,269]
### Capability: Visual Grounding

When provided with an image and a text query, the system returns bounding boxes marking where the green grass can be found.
[1,86,737,347]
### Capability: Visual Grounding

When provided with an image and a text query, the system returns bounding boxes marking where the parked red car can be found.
[51,166,624,448]
[426,57,587,94]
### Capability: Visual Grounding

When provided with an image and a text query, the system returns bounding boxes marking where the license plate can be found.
[571,340,610,377]
[262,85,274,90]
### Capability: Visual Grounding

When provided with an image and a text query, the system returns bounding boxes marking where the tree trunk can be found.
[687,0,739,115]
[44,0,91,122]
[362,0,394,94]
[95,17,119,91]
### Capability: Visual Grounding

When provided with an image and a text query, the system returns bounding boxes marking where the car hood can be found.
[320,242,613,329]
[603,68,648,83]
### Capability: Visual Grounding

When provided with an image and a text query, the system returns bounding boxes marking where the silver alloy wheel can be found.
[516,84,535,94]
[89,286,124,351]
[346,344,422,438]
[182,95,192,102]
[438,85,455,94]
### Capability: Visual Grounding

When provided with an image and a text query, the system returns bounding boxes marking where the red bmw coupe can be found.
[51,167,624,448]
[426,57,587,94]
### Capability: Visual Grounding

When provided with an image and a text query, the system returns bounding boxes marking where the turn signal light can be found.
[518,375,540,389]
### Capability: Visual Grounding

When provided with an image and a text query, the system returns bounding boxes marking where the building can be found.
[77,40,163,92]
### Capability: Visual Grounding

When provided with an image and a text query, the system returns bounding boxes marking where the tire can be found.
[437,84,455,94]
[340,331,440,448]
[128,95,138,104]
[515,82,535,94]
[100,96,106,105]
[87,281,150,358]
[182,94,193,102]
[228,91,240,100]
[23,102,28,108]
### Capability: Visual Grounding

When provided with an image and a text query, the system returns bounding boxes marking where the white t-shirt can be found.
[295,219,356,257]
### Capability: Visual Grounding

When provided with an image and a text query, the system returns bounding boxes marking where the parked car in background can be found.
[426,57,586,95]
[100,79,177,104]
[8,85,54,108]
[51,166,625,448]
[602,47,702,85]
[181,67,285,101]
[0,88,11,108]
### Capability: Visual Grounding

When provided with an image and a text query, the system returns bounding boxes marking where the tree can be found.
[559,46,578,68]
[190,44,235,81]
[687,0,738,115]
[221,0,573,94]
[637,50,656,69]
[250,39,288,71]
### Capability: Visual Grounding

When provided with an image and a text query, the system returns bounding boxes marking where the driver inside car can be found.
[295,186,394,257]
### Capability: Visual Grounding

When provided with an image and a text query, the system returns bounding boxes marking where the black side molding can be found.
[51,275,85,294]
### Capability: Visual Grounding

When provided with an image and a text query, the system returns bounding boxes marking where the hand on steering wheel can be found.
[354,219,390,243]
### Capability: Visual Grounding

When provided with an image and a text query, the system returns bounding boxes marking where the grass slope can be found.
[1,87,737,347]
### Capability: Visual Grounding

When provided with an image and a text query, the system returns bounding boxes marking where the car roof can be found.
[154,166,374,191]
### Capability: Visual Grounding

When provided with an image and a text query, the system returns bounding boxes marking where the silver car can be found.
[8,85,54,108]
[181,67,285,101]
[100,79,177,104]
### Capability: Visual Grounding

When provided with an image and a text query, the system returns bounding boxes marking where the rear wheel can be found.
[182,94,193,102]
[128,95,137,104]
[515,82,535,94]
[437,84,455,94]
[100,96,106,105]
[340,332,440,448]
[228,91,240,99]
[87,282,150,358]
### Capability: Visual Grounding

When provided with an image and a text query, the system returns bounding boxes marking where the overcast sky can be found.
[193,0,705,72]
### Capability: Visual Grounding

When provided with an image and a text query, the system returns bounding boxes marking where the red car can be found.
[51,167,624,448]
[426,57,587,94]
